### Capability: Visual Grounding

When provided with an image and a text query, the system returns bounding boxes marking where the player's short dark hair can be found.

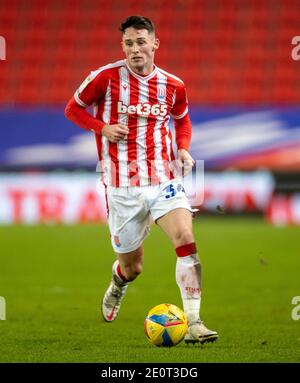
[119,16,155,34]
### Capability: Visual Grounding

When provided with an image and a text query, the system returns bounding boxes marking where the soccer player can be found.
[65,15,218,344]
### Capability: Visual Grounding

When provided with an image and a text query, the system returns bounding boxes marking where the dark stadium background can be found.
[0,0,299,363]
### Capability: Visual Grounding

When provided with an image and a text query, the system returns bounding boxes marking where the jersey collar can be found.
[124,59,158,82]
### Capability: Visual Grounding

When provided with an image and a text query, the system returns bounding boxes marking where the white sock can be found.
[175,253,202,324]
[112,260,128,286]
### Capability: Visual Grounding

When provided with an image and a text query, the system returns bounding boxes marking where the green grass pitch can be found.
[0,217,299,362]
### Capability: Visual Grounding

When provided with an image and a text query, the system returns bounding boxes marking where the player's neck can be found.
[134,66,153,76]
[126,61,155,77]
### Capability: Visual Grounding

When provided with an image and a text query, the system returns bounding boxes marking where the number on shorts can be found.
[177,183,185,193]
[165,184,176,199]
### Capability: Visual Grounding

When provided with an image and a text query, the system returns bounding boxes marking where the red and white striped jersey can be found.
[74,59,189,187]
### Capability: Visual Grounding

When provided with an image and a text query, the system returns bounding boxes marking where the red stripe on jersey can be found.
[146,76,160,185]
[165,80,176,163]
[127,74,140,186]
[94,103,104,183]
[104,184,109,216]
[109,72,121,187]
[169,128,176,161]
[95,135,104,183]
[157,74,174,182]
[160,76,174,181]
[161,121,175,181]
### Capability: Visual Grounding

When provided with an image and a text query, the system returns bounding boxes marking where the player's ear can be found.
[153,38,160,51]
[121,40,125,53]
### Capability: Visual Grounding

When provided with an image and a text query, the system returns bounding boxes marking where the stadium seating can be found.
[0,0,299,105]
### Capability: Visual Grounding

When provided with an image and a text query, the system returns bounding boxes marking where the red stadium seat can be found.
[0,0,299,105]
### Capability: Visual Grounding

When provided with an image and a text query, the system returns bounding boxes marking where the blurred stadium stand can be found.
[1,0,300,224]
[1,0,299,105]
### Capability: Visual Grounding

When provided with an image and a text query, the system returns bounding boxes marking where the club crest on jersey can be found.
[157,86,166,101]
[117,101,167,117]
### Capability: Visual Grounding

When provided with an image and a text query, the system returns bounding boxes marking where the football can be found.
[144,303,188,347]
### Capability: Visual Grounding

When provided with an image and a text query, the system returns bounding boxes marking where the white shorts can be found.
[106,179,197,253]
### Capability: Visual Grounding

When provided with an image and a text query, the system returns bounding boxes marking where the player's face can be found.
[122,27,159,75]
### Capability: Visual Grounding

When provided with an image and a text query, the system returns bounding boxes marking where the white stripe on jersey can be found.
[137,80,149,186]
[170,106,188,119]
[156,67,184,84]
[158,67,188,120]
[74,60,126,107]
[93,103,98,118]
[165,114,172,160]
[154,71,168,183]
[118,67,129,187]
[102,81,112,186]
[157,67,184,84]
[74,92,88,107]
[93,103,104,180]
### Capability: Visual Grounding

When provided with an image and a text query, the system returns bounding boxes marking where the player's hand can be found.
[102,124,129,143]
[177,149,195,176]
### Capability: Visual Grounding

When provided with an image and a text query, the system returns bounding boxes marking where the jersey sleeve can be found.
[170,82,189,120]
[74,69,109,107]
[174,113,192,150]
[65,96,105,135]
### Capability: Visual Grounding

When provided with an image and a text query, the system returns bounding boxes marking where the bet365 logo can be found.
[0,296,6,320]
[118,101,167,117]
